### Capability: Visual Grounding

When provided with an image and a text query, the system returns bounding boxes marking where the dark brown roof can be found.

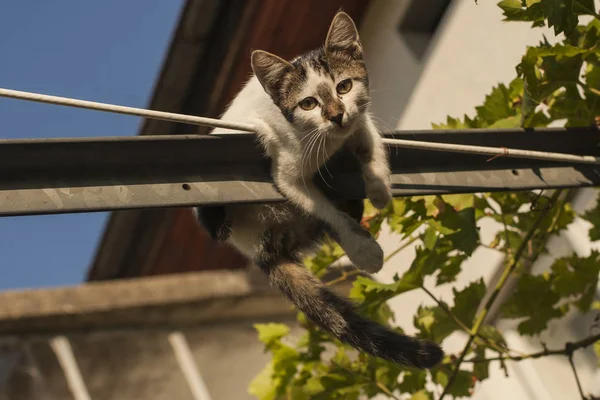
[88,0,372,281]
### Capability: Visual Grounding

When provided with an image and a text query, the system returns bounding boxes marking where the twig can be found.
[376,382,402,400]
[569,353,587,400]
[501,213,513,256]
[325,269,361,287]
[384,236,419,263]
[420,285,511,355]
[439,191,559,399]
[465,333,600,363]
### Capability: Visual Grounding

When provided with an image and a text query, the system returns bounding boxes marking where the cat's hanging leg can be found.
[272,158,384,273]
[347,114,393,210]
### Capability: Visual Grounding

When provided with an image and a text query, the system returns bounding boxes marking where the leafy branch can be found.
[439,191,560,399]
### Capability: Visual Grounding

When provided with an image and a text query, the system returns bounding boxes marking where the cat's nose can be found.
[329,112,344,127]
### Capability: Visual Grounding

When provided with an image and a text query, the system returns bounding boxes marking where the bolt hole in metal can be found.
[511,169,519,176]
[182,183,191,191]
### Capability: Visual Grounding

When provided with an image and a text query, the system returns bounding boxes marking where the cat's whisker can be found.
[300,129,321,192]
[294,127,320,152]
[316,131,334,190]
[321,134,334,180]
[370,114,400,158]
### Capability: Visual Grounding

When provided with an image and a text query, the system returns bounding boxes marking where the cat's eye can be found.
[336,79,353,94]
[299,97,318,110]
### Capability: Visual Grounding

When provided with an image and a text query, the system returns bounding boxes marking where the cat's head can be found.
[251,12,370,138]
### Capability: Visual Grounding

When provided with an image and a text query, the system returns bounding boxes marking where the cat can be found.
[195,11,443,369]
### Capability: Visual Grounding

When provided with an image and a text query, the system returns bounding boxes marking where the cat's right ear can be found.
[251,50,293,96]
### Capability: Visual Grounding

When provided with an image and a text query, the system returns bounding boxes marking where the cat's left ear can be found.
[325,12,363,59]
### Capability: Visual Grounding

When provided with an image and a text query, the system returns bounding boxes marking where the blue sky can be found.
[0,2,183,290]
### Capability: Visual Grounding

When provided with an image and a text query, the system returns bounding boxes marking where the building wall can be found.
[363,1,600,399]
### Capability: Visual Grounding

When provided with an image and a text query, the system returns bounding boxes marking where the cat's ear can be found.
[251,50,293,96]
[325,12,362,59]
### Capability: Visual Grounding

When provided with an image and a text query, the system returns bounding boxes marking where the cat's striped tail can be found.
[261,262,444,368]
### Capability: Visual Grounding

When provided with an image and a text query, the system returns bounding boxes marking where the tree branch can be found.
[439,191,560,400]
[465,333,600,363]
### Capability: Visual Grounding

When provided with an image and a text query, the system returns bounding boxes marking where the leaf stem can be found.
[325,269,361,287]
[384,236,419,263]
[376,382,402,400]
[589,87,600,97]
[439,191,560,399]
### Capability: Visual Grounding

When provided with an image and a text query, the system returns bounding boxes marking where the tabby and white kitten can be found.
[196,12,443,368]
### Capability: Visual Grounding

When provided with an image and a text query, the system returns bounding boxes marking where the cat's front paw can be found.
[366,178,392,209]
[342,234,384,273]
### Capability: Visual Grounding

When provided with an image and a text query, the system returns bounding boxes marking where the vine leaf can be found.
[501,274,565,335]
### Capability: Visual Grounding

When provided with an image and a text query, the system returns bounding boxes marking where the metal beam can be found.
[1,127,599,216]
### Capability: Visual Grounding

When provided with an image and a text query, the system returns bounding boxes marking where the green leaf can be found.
[476,83,517,124]
[272,345,300,397]
[415,280,486,342]
[452,279,487,327]
[398,370,427,394]
[543,0,579,36]
[433,369,474,397]
[441,207,480,255]
[414,305,456,343]
[423,225,438,250]
[411,390,434,400]
[573,0,597,15]
[436,254,468,285]
[248,362,278,400]
[582,192,600,241]
[501,274,565,335]
[551,251,600,311]
[498,0,545,26]
[387,198,429,239]
[473,346,490,381]
[478,325,509,350]
[304,240,345,278]
[489,115,523,128]
[375,362,403,391]
[350,276,418,320]
[255,323,290,349]
[442,194,476,211]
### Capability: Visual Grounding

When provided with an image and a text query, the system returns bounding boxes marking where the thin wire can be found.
[381,138,600,165]
[0,88,257,133]
[1,87,599,165]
